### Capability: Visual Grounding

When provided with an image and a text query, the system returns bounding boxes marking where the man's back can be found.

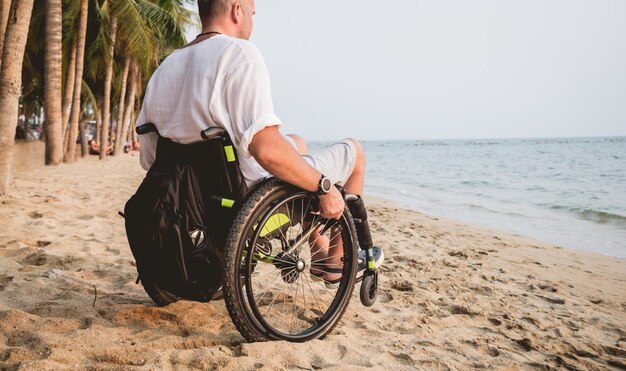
[137,34,280,186]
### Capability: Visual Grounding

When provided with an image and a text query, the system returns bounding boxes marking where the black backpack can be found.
[122,124,247,305]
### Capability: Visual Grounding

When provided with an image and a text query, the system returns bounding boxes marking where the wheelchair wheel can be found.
[223,179,358,342]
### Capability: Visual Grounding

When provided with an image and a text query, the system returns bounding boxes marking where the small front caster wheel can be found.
[360,271,378,307]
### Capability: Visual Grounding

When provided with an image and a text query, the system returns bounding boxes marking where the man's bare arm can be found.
[249,126,345,219]
[249,126,320,192]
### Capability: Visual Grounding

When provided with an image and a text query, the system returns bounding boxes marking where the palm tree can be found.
[64,0,88,163]
[0,0,12,69]
[62,39,77,149]
[44,0,63,165]
[115,60,138,155]
[112,55,129,155]
[0,0,35,194]
[99,12,116,159]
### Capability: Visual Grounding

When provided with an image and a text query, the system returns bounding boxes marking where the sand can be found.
[1,141,625,370]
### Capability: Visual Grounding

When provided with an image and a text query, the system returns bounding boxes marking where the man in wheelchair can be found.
[137,0,383,285]
[132,0,384,341]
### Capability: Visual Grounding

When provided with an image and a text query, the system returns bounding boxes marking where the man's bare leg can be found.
[288,135,367,282]
[295,139,365,282]
[324,139,365,281]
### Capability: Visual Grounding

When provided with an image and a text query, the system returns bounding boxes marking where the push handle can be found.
[136,123,159,136]
[201,127,226,141]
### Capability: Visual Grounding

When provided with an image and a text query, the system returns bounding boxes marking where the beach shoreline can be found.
[1,143,625,369]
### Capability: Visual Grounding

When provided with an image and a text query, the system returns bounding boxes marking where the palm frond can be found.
[110,0,156,71]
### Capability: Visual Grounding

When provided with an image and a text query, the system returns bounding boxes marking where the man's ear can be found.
[230,2,242,24]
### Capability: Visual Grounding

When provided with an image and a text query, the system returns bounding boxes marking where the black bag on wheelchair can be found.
[122,124,247,306]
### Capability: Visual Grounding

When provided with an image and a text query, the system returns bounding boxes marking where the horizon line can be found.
[307,134,626,142]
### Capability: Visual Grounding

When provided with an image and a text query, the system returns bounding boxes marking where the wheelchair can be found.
[134,123,381,342]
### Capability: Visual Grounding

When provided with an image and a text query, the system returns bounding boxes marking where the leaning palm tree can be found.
[64,0,88,162]
[98,5,116,159]
[115,60,138,155]
[112,55,130,155]
[62,38,77,149]
[0,0,35,194]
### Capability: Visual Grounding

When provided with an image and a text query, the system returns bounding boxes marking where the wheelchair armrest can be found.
[136,123,159,136]
[201,127,227,141]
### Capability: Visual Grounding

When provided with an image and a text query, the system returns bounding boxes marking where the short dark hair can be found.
[197,0,231,22]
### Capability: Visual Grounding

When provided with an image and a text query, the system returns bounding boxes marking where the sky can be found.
[186,1,626,141]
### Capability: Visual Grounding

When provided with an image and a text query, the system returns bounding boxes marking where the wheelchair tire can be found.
[223,179,358,342]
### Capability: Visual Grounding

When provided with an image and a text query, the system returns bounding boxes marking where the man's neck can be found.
[180,22,238,49]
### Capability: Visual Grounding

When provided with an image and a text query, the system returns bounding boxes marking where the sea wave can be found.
[550,206,626,227]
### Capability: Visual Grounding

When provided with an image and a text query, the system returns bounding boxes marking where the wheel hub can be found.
[296,259,305,272]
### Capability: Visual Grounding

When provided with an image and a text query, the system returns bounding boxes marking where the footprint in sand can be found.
[390,352,416,366]
[448,250,468,259]
[538,283,558,292]
[28,211,43,219]
[521,316,541,328]
[20,251,49,266]
[0,274,14,291]
[390,280,414,292]
[448,304,480,316]
[80,317,94,330]
[106,247,121,255]
[3,330,52,362]
[514,338,533,352]
[484,346,500,357]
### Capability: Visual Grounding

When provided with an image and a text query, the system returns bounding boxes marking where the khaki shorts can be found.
[285,137,357,186]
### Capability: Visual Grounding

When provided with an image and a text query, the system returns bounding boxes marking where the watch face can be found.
[322,177,332,193]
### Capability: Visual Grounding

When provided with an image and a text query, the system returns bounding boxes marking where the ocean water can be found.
[312,137,626,258]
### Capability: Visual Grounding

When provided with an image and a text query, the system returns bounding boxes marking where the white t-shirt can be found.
[137,34,281,186]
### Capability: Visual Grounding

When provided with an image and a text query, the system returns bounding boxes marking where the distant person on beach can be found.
[88,140,100,156]
[88,139,112,156]
[137,0,382,283]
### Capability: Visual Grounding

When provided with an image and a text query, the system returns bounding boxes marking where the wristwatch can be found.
[316,174,332,195]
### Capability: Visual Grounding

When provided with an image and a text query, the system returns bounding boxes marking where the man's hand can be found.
[318,187,345,220]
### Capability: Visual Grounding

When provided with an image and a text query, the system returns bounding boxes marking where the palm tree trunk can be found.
[112,56,130,156]
[78,111,88,157]
[64,0,88,163]
[43,0,63,165]
[61,38,76,149]
[117,62,138,155]
[100,14,116,160]
[0,0,34,194]
[95,96,102,146]
[0,0,12,70]
[131,70,142,146]
[126,105,134,144]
